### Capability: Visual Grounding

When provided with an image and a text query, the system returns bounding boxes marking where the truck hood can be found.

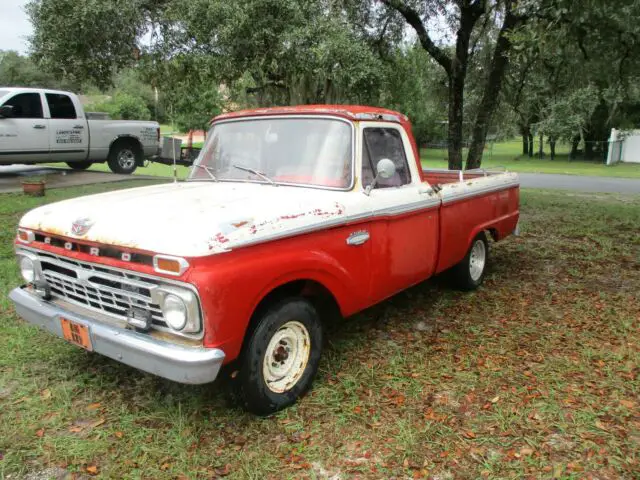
[19,182,356,257]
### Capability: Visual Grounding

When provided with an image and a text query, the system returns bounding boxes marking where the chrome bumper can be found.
[9,287,225,384]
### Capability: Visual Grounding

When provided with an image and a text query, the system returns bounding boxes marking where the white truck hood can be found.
[19,182,355,257]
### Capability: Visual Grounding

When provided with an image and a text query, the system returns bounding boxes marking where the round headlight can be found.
[19,256,36,283]
[162,294,187,331]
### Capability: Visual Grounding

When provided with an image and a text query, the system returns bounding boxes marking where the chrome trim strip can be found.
[9,287,224,385]
[441,180,520,205]
[190,115,357,192]
[231,211,374,249]
[375,197,441,216]
[231,196,441,250]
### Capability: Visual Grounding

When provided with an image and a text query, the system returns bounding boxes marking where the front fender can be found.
[187,238,368,361]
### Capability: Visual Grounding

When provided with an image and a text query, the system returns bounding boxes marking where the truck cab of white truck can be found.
[0,87,160,174]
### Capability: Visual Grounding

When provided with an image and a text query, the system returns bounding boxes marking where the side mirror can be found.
[0,105,14,118]
[376,158,396,179]
[365,158,396,195]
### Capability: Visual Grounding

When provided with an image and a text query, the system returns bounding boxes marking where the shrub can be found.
[87,92,151,120]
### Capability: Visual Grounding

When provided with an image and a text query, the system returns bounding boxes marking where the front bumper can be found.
[9,287,225,384]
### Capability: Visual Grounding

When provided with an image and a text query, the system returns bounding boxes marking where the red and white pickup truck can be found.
[10,105,519,414]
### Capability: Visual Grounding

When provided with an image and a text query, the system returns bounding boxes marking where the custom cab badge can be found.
[71,217,94,236]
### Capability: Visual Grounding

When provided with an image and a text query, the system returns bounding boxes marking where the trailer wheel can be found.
[452,232,489,291]
[107,139,141,174]
[234,297,323,415]
[66,161,93,170]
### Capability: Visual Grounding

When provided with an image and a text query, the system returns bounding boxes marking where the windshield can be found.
[189,117,353,189]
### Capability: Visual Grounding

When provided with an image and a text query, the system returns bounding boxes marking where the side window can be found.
[2,93,43,119]
[362,127,412,188]
[46,93,77,119]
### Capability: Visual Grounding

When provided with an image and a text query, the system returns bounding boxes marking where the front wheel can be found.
[451,232,489,291]
[66,161,93,170]
[107,141,140,174]
[235,298,323,415]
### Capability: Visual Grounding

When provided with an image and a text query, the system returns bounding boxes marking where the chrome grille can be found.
[34,250,167,327]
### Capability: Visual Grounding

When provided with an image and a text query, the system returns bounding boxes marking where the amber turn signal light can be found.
[17,228,35,243]
[153,255,189,276]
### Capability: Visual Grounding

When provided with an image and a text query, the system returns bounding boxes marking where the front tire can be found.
[107,141,141,174]
[66,161,93,170]
[451,232,489,291]
[235,298,323,415]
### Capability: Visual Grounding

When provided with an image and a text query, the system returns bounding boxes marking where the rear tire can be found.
[451,232,489,291]
[66,161,93,170]
[234,298,323,415]
[107,140,141,174]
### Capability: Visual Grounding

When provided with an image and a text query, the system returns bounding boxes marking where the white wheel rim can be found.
[118,149,135,169]
[263,321,311,393]
[469,239,486,281]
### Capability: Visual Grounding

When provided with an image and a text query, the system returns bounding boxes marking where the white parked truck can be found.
[0,88,160,174]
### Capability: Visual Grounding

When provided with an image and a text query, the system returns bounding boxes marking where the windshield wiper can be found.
[191,164,217,181]
[233,164,276,185]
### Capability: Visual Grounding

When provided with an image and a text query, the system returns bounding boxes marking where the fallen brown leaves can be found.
[2,191,639,479]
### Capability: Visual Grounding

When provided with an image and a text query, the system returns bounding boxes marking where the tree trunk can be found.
[465,2,523,170]
[584,133,595,159]
[447,3,481,170]
[447,72,465,170]
[380,0,485,170]
[522,133,528,155]
[528,133,534,157]
[569,134,580,159]
[549,137,556,160]
[538,133,544,158]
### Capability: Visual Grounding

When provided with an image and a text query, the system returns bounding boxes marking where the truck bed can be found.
[423,167,520,275]
[422,167,504,186]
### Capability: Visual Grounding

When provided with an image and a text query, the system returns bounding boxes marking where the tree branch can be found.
[246,80,288,94]
[380,0,452,74]
[468,2,494,62]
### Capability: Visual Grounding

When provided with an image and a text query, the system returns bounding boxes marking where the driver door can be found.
[361,123,440,303]
[0,92,49,164]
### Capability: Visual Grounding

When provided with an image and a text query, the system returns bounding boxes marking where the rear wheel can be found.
[107,140,141,174]
[234,298,323,415]
[66,161,93,170]
[451,232,489,291]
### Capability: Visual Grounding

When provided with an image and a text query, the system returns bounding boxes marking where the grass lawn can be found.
[87,161,193,180]
[1,184,639,478]
[422,140,640,178]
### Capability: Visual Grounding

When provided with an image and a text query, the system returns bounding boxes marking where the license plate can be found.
[60,318,93,351]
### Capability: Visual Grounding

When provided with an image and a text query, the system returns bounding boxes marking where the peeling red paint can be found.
[279,213,306,220]
[212,233,229,244]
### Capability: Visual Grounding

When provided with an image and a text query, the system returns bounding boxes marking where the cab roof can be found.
[213,105,409,124]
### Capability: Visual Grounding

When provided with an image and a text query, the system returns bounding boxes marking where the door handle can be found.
[33,124,46,129]
[346,230,370,246]
[73,125,84,129]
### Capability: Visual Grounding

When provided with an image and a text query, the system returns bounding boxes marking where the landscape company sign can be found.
[55,129,83,144]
